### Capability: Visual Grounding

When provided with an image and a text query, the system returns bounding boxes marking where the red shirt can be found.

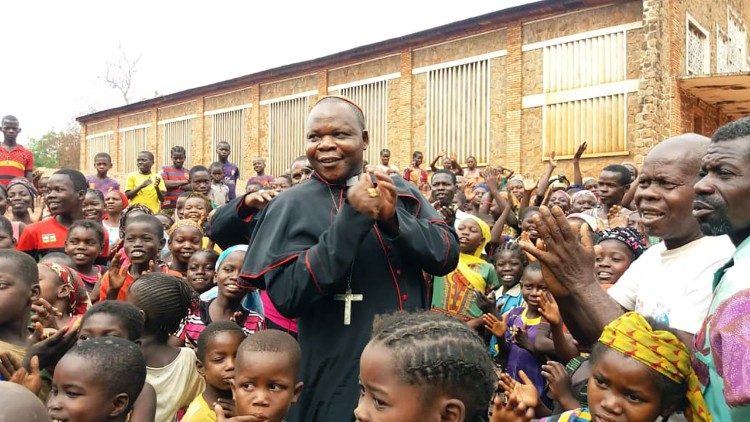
[0,144,34,186]
[160,166,190,209]
[98,264,182,302]
[17,217,110,262]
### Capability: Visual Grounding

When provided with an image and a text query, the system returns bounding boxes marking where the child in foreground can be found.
[128,272,204,422]
[492,312,711,422]
[215,329,304,422]
[48,336,146,422]
[183,321,247,421]
[355,311,495,422]
[65,220,106,293]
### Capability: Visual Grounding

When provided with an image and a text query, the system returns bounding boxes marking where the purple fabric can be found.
[222,162,240,200]
[86,175,120,194]
[709,289,750,406]
[504,307,546,399]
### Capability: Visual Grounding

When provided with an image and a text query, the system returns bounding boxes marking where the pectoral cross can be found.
[334,288,363,325]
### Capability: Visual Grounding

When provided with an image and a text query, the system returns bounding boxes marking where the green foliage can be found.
[27,127,81,169]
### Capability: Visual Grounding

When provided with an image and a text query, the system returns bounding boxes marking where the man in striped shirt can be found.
[0,115,34,186]
[161,145,191,215]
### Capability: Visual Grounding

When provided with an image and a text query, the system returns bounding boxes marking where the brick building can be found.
[77,0,750,187]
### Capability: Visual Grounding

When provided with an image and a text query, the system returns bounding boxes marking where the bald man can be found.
[0,381,50,421]
[524,134,735,347]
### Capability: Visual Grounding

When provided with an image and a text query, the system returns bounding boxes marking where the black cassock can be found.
[216,174,459,421]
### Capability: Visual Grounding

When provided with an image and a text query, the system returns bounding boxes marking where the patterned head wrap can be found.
[167,218,204,237]
[7,177,37,198]
[599,312,711,422]
[454,213,491,257]
[597,226,647,259]
[571,189,597,203]
[107,188,129,209]
[39,262,90,317]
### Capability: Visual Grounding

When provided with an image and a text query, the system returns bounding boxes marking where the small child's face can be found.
[521,212,541,242]
[123,222,163,266]
[183,197,208,222]
[39,177,50,196]
[272,177,291,193]
[38,264,66,306]
[456,218,484,255]
[210,168,224,183]
[216,250,246,300]
[508,180,524,200]
[79,313,131,341]
[588,348,667,422]
[355,342,440,422]
[48,354,120,422]
[171,152,186,169]
[0,227,14,249]
[155,214,172,232]
[233,350,302,422]
[198,331,245,392]
[82,192,105,221]
[187,253,217,293]
[191,171,211,195]
[571,195,598,213]
[520,269,546,307]
[136,153,154,174]
[94,157,112,175]
[175,196,187,219]
[252,159,265,173]
[65,227,102,269]
[549,191,570,214]
[168,226,202,264]
[494,250,524,289]
[0,258,38,327]
[218,144,231,160]
[595,239,634,285]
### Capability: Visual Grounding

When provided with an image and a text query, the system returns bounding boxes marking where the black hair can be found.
[316,97,366,130]
[0,215,13,237]
[523,260,542,275]
[125,214,164,239]
[85,188,105,203]
[217,140,231,147]
[119,204,154,238]
[196,321,246,361]
[412,150,423,159]
[713,116,750,143]
[369,311,495,422]
[94,152,112,162]
[209,161,224,172]
[129,273,193,338]
[492,241,529,267]
[81,300,145,341]
[380,148,391,155]
[601,164,632,187]
[67,219,105,247]
[170,145,186,156]
[53,169,88,193]
[590,340,686,415]
[238,329,302,376]
[39,252,75,267]
[519,206,541,222]
[1,115,19,125]
[138,151,154,161]
[184,192,212,212]
[189,165,209,179]
[431,169,457,185]
[66,337,146,412]
[0,249,38,287]
[191,249,220,264]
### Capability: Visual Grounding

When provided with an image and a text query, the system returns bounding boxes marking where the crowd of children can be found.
[0,107,746,422]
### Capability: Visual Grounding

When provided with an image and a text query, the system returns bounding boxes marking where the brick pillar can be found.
[505,22,523,172]
[79,124,88,172]
[396,49,413,169]
[317,70,328,100]
[195,98,206,167]
[246,85,261,172]
[149,109,159,165]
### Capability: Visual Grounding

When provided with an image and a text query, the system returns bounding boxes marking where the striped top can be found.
[176,298,265,348]
[0,145,33,186]
[160,165,189,209]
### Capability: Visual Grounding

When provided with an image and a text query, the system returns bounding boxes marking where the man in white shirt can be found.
[522,134,734,347]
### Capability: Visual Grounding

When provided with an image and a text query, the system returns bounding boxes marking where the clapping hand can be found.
[498,370,540,409]
[573,143,587,162]
[541,361,574,405]
[537,292,562,327]
[483,313,509,338]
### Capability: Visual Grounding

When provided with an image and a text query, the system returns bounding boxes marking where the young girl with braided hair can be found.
[128,272,204,422]
[492,312,711,422]
[355,311,496,422]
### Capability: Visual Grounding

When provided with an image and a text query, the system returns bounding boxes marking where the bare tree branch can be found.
[102,44,141,104]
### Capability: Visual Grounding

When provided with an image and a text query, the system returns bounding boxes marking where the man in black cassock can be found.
[209,96,459,421]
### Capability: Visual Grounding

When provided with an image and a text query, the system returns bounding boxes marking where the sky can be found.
[0,1,538,145]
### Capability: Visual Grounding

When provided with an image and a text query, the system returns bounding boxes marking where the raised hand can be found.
[30,195,46,223]
[153,176,162,188]
[24,322,80,371]
[497,371,540,409]
[31,298,61,329]
[490,390,534,422]
[547,151,557,168]
[484,167,500,190]
[347,172,382,220]
[244,189,278,210]
[573,143,587,161]
[373,171,397,223]
[514,327,534,352]
[107,253,130,291]
[9,356,43,396]
[541,361,575,405]
[0,351,22,380]
[519,206,596,297]
[537,292,562,327]
[483,313,508,338]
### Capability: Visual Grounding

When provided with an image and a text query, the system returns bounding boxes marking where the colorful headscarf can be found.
[167,218,204,237]
[454,213,491,258]
[445,214,493,296]
[597,226,647,259]
[598,312,711,422]
[216,244,249,271]
[7,177,37,198]
[39,262,90,317]
[108,188,129,209]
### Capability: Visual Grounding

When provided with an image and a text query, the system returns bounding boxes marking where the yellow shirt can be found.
[126,172,166,213]
[182,394,217,422]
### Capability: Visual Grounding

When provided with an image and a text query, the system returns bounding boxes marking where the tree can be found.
[103,44,141,105]
[27,126,81,170]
